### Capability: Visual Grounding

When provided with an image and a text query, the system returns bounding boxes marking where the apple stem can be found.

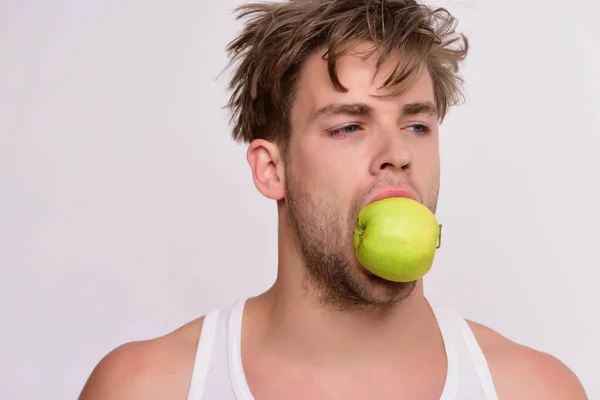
[359,231,367,247]
[436,224,442,249]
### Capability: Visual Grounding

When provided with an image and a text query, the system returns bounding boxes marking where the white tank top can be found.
[186,298,499,400]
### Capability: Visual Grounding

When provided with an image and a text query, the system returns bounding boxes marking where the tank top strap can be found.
[428,298,499,400]
[186,307,221,400]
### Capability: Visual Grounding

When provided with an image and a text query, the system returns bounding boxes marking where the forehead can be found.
[292,42,435,121]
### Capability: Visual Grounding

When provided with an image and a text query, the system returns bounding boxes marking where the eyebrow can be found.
[310,103,373,123]
[309,101,438,124]
[402,101,438,117]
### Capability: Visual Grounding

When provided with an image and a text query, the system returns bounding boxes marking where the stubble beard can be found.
[285,171,430,313]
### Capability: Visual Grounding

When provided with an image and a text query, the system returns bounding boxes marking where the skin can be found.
[79,43,588,399]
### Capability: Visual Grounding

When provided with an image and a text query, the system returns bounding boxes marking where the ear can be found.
[246,139,286,201]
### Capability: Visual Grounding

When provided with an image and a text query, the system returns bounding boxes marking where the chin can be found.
[351,260,417,306]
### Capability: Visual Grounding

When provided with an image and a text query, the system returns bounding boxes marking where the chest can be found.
[243,360,448,400]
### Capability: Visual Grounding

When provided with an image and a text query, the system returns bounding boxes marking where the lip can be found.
[367,187,418,205]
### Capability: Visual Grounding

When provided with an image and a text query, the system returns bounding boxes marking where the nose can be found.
[368,129,412,176]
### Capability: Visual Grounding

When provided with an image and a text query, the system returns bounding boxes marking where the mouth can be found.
[367,187,418,205]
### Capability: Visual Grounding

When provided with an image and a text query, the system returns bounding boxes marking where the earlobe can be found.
[246,139,286,201]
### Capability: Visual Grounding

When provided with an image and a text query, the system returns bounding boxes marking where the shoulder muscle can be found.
[78,317,204,400]
[467,320,588,400]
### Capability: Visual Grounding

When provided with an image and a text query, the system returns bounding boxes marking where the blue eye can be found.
[328,124,362,137]
[406,124,431,135]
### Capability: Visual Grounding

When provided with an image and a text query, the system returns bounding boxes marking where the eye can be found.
[327,124,363,138]
[406,124,431,135]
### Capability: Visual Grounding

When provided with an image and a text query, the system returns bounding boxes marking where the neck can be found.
[246,216,440,367]
[264,282,433,363]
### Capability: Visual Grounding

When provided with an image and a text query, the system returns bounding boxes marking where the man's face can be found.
[284,43,440,311]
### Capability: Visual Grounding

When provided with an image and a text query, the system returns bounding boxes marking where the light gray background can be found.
[1,0,599,399]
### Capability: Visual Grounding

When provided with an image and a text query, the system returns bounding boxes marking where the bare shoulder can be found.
[466,320,588,400]
[78,316,205,400]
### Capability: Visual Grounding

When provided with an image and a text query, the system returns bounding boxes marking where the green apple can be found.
[353,197,441,282]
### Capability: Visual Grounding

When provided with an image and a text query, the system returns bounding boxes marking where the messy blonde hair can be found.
[224,0,469,150]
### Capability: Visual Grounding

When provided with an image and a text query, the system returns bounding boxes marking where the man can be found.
[79,1,588,399]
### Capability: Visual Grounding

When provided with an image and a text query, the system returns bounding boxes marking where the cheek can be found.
[406,141,440,202]
[293,140,352,187]
[304,158,358,216]
[324,151,365,191]
[290,135,370,214]
[412,139,440,173]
